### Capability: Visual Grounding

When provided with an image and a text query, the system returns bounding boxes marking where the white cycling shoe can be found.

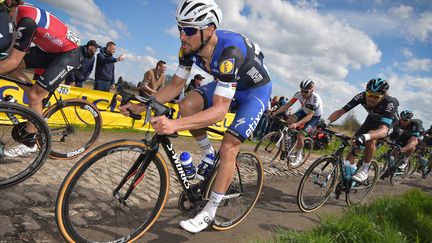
[180,210,212,233]
[4,144,37,158]
[352,169,368,182]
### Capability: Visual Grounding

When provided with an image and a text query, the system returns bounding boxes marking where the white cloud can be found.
[399,58,432,72]
[408,12,432,42]
[324,8,432,43]
[389,4,413,19]
[38,0,130,43]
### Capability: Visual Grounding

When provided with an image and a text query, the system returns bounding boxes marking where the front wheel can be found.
[206,151,263,231]
[55,140,169,242]
[297,156,338,213]
[390,158,411,185]
[287,137,314,169]
[43,99,102,159]
[346,160,379,206]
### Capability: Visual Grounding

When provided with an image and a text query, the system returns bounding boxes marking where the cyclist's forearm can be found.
[154,76,185,103]
[328,109,345,122]
[173,105,228,131]
[297,112,313,126]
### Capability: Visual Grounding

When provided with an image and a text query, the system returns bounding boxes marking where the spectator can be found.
[185,74,205,94]
[65,40,100,87]
[138,60,167,96]
[94,41,125,92]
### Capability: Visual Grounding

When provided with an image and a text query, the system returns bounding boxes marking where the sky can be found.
[26,0,432,127]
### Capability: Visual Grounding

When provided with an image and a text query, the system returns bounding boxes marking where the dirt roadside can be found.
[1,132,431,242]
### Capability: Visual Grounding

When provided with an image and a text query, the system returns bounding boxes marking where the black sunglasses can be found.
[177,25,200,37]
[301,89,312,93]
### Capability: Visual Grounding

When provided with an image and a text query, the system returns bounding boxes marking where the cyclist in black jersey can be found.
[390,110,424,170]
[119,0,272,233]
[324,78,398,182]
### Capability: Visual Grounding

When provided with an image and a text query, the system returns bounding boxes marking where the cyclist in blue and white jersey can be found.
[324,78,399,182]
[272,79,323,165]
[119,0,271,233]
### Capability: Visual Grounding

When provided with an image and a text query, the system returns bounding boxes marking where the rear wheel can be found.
[346,160,379,206]
[297,156,338,213]
[254,131,283,166]
[0,102,51,188]
[55,140,169,242]
[207,152,263,231]
[44,99,101,159]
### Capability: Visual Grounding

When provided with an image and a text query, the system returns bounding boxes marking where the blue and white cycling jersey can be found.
[178,29,272,141]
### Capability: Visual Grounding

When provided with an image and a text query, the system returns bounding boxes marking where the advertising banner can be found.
[0,79,234,140]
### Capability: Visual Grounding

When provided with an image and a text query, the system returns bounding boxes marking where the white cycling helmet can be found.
[176,0,223,29]
[300,79,315,90]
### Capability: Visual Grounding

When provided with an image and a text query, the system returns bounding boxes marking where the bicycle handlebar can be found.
[108,84,171,123]
[322,127,352,141]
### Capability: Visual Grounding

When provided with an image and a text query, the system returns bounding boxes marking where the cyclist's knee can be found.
[27,87,47,103]
[220,134,241,154]
[179,93,204,116]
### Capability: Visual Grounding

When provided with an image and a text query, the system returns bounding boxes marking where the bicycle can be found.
[254,117,314,169]
[0,101,51,188]
[297,128,379,212]
[55,88,263,242]
[1,74,102,159]
[377,139,411,185]
[407,145,431,177]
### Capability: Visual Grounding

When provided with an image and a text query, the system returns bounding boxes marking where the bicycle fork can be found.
[113,151,154,206]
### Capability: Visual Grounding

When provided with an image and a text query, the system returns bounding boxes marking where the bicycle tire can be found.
[206,151,263,231]
[408,156,420,176]
[254,131,283,166]
[43,99,101,159]
[297,156,338,213]
[0,102,51,188]
[346,160,379,206]
[55,140,169,242]
[287,137,314,169]
[390,158,411,185]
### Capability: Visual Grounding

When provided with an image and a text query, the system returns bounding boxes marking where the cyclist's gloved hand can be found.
[355,134,371,147]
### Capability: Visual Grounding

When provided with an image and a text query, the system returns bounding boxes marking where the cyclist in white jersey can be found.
[272,79,323,165]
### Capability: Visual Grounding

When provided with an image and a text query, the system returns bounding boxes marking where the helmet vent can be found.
[184,3,206,16]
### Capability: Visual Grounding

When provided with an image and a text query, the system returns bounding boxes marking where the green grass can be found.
[266,189,432,243]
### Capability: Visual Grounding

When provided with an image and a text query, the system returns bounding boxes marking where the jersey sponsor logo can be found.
[178,48,184,58]
[9,23,13,34]
[354,93,363,101]
[43,32,64,47]
[49,68,68,85]
[246,66,264,83]
[16,27,26,40]
[385,102,394,113]
[245,97,265,138]
[234,117,246,129]
[219,58,235,74]
[66,65,74,72]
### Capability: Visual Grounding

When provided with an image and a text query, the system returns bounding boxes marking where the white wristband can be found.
[174,66,191,80]
[363,134,371,141]
[325,119,331,126]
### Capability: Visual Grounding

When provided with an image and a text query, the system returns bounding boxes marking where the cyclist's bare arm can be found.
[154,74,187,104]
[366,125,389,140]
[327,109,346,123]
[172,94,231,132]
[273,100,294,116]
[400,136,419,154]
[0,48,25,74]
[295,111,314,126]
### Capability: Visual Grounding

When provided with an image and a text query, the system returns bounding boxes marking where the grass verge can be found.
[268,189,432,243]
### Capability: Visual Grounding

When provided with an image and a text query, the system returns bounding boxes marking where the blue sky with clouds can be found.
[26,0,432,127]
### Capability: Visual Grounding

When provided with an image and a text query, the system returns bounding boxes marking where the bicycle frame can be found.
[0,74,63,108]
[112,127,223,206]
